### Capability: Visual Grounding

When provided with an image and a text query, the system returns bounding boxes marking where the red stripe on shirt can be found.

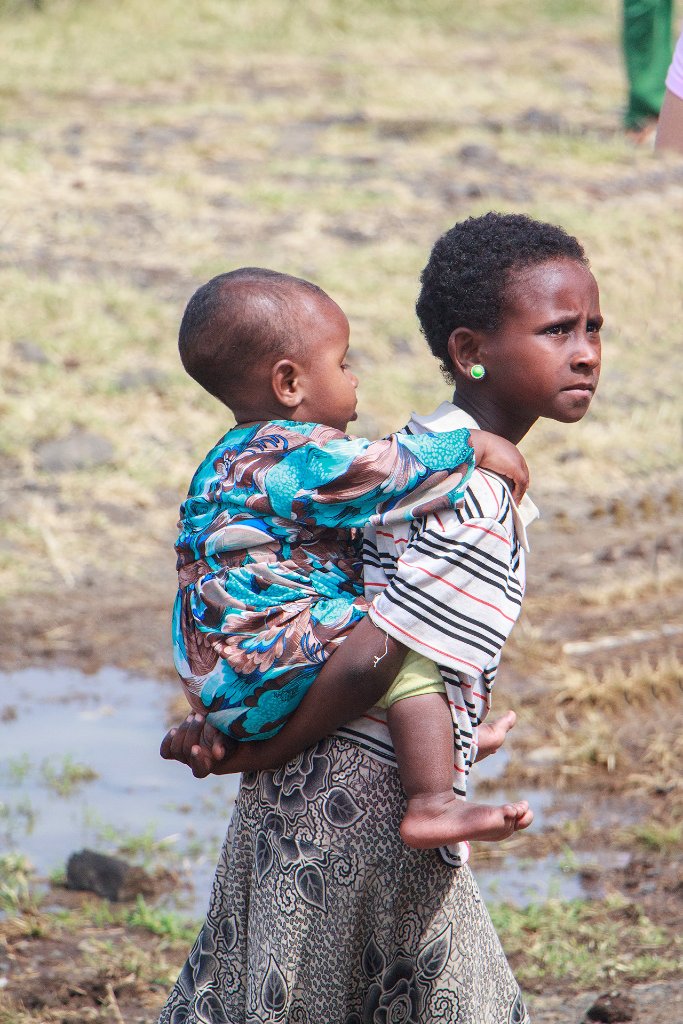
[448,701,467,713]
[461,520,510,545]
[407,563,516,623]
[371,608,483,674]
[376,528,409,542]
[480,472,503,509]
[361,712,388,726]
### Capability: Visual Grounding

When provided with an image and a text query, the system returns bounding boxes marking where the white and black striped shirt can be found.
[337,402,539,865]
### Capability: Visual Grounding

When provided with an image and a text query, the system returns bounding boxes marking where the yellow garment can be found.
[377,649,445,709]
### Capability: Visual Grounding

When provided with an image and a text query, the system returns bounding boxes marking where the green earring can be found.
[470,364,486,380]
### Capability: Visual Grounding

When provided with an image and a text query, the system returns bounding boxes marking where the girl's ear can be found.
[447,327,484,378]
[271,358,303,410]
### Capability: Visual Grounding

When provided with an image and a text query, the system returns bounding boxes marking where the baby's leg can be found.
[388,694,533,848]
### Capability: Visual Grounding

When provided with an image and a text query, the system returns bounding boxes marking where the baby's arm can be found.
[264,427,527,529]
[266,427,474,528]
[469,432,528,504]
[162,615,406,776]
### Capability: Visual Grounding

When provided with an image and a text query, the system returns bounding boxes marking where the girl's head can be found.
[179,268,359,432]
[416,213,601,437]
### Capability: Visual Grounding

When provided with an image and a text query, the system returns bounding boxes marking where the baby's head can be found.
[416,212,601,427]
[179,268,358,432]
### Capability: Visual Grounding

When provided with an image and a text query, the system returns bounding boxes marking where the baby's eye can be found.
[544,324,567,336]
[587,320,602,334]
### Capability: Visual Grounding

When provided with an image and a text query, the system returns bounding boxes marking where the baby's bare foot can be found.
[475,709,517,761]
[400,793,533,849]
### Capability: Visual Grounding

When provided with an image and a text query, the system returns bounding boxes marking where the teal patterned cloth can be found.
[173,420,474,740]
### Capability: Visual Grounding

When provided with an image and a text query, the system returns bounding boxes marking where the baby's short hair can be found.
[416,212,587,382]
[178,268,327,405]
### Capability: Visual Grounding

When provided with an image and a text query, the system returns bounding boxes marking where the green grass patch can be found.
[628,820,683,854]
[53,893,200,945]
[491,894,680,992]
[39,755,98,797]
[0,852,37,912]
[124,895,199,943]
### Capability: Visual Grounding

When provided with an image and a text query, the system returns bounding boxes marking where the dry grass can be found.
[555,651,683,712]
[1,0,682,603]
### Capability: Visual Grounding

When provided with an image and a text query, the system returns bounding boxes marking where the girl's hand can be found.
[160,715,236,777]
[468,430,529,503]
[160,716,285,777]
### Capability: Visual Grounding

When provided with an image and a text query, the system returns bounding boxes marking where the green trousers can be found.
[623,0,673,128]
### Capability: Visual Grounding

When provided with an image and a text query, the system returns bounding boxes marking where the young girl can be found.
[173,267,531,850]
[159,212,602,1024]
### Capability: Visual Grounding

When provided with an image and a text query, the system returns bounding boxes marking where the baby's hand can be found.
[469,431,529,503]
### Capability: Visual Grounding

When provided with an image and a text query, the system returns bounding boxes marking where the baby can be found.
[170,267,532,847]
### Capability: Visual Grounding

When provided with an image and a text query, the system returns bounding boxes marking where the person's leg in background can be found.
[623,0,673,132]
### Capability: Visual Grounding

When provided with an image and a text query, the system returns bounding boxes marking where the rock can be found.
[389,336,412,356]
[517,107,565,133]
[457,143,497,164]
[35,430,114,472]
[115,367,168,392]
[13,339,49,364]
[584,990,636,1022]
[557,448,583,463]
[594,546,619,564]
[94,501,135,525]
[65,849,156,902]
[324,225,374,245]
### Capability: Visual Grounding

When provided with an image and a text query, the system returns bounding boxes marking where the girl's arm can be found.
[161,616,407,776]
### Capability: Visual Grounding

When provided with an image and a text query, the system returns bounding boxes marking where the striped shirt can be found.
[337,402,539,865]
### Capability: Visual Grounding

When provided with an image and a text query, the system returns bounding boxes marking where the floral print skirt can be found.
[157,737,529,1024]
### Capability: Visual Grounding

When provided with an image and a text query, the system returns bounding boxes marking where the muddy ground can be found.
[1,477,681,1024]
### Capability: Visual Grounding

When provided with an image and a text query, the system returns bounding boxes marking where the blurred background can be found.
[0,2,681,1022]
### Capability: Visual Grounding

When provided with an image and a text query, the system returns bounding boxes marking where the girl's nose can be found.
[573,333,601,369]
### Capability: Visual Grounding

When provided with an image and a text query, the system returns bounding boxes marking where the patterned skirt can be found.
[157,737,529,1024]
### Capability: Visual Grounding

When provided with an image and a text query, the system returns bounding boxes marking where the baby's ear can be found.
[271,358,302,409]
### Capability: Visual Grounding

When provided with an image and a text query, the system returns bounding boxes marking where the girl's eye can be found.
[587,321,602,334]
[341,362,350,370]
[545,324,567,336]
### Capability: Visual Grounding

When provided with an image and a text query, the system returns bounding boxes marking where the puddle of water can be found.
[472,848,631,907]
[474,853,585,905]
[0,667,239,917]
[0,667,637,918]
[469,750,635,907]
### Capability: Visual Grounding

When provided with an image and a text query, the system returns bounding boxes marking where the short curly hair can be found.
[416,212,587,381]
